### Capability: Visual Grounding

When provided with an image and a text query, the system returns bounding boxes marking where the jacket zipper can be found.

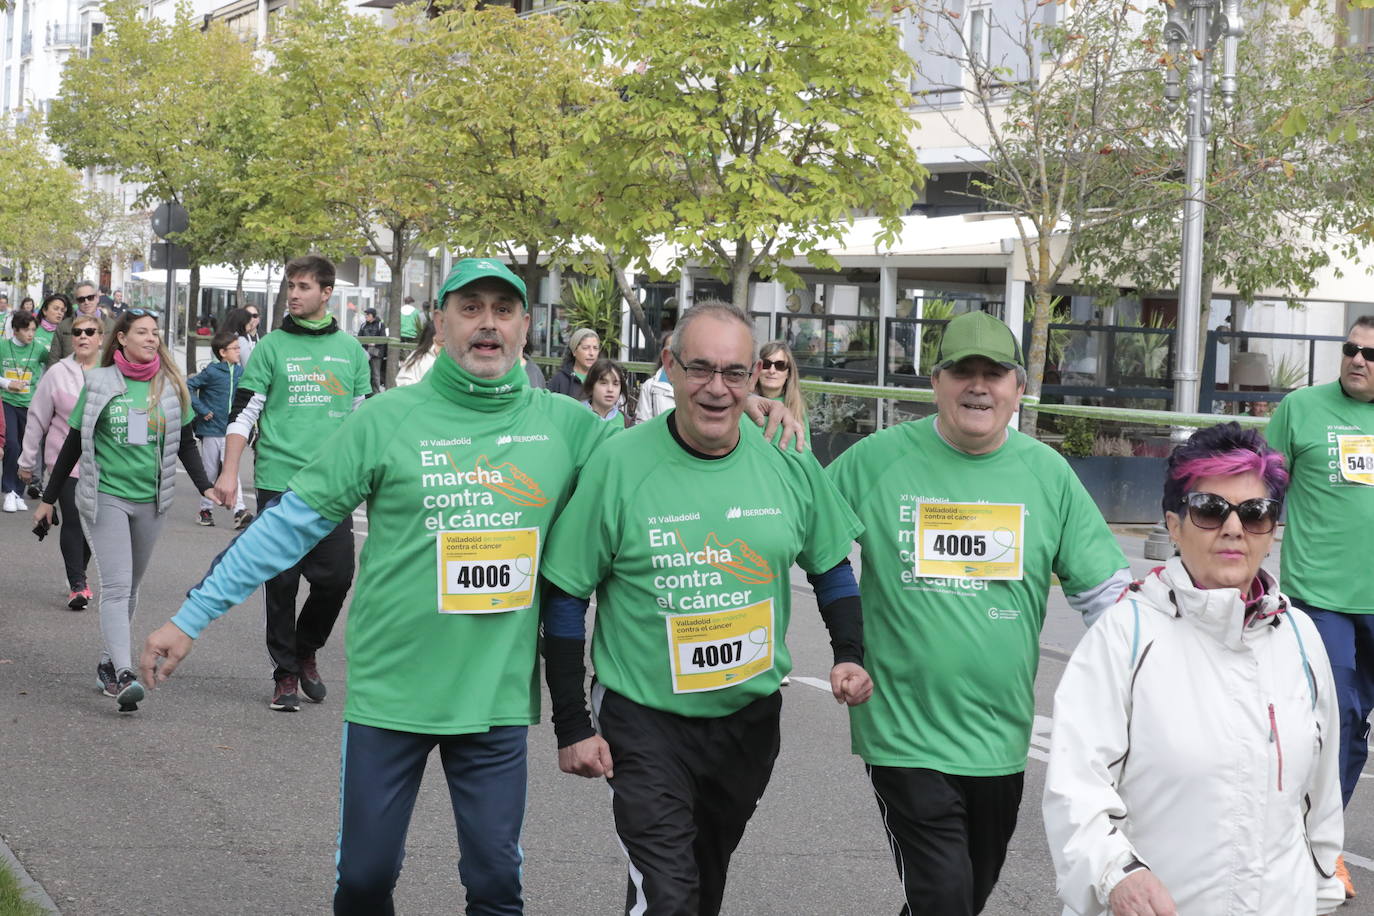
[1269,703,1283,792]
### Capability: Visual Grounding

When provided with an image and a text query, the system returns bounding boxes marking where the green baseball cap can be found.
[935,311,1023,369]
[438,258,527,309]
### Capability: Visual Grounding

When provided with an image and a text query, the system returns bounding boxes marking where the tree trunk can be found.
[730,260,751,312]
[517,245,542,305]
[1019,282,1053,435]
[272,265,288,330]
[606,251,659,353]
[235,265,246,306]
[186,262,202,377]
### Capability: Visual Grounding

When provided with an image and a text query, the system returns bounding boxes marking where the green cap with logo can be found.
[438,258,527,309]
[935,311,1023,369]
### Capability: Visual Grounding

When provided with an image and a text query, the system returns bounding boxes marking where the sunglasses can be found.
[1183,491,1281,535]
[246,312,260,318]
[760,359,791,372]
[126,309,153,317]
[1343,342,1374,361]
[72,327,100,338]
[76,294,98,303]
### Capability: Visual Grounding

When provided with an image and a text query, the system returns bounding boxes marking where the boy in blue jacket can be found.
[188,330,251,528]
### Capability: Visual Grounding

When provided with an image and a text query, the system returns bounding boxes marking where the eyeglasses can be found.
[760,359,791,372]
[1343,342,1374,361]
[1183,491,1282,535]
[76,294,98,303]
[671,350,751,388]
[72,327,100,338]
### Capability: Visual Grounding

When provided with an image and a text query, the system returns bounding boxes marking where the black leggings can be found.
[55,477,91,590]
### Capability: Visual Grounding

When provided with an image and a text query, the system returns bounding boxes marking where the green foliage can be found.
[918,298,958,371]
[568,0,926,307]
[564,278,624,356]
[1059,417,1098,458]
[1116,312,1175,380]
[0,850,47,916]
[0,117,92,286]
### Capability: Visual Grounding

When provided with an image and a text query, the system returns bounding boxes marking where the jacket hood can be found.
[1134,557,1284,651]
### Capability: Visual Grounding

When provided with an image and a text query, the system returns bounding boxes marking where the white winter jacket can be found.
[1043,557,1343,916]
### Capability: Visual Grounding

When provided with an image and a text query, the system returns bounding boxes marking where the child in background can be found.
[581,357,630,429]
[187,330,251,528]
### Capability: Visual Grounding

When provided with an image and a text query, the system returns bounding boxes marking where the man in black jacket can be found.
[357,307,388,394]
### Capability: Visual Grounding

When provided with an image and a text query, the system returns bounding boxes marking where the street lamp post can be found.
[1163,0,1242,416]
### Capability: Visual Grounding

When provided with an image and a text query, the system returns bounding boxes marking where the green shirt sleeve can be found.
[68,387,87,430]
[352,342,371,395]
[540,448,620,599]
[794,450,863,574]
[1266,396,1293,464]
[1051,466,1129,595]
[239,334,273,393]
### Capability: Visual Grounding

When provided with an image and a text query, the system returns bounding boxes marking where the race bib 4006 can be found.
[436,527,539,613]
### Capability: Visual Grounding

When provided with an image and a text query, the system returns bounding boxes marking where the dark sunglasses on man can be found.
[76,294,98,303]
[1183,491,1281,535]
[1343,341,1374,361]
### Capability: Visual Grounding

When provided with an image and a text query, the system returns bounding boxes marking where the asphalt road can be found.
[3,475,1374,915]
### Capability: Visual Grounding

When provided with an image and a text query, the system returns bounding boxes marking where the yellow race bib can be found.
[666,598,774,693]
[1338,436,1374,487]
[914,501,1024,580]
[436,527,539,613]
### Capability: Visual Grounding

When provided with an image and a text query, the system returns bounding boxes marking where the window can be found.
[1339,0,1374,52]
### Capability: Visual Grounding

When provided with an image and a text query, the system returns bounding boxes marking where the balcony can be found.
[46,24,84,49]
[20,33,33,57]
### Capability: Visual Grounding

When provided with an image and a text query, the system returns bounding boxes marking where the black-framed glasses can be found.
[76,294,98,303]
[1183,492,1281,535]
[671,350,751,388]
[760,359,791,372]
[1343,342,1374,361]
[72,327,100,338]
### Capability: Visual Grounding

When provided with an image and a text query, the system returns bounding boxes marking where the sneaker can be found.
[115,669,145,712]
[198,509,214,527]
[2,492,15,513]
[233,510,253,529]
[96,661,118,697]
[13,495,27,511]
[1338,854,1356,899]
[68,589,88,610]
[80,586,94,604]
[298,655,326,703]
[270,675,300,712]
[25,482,41,501]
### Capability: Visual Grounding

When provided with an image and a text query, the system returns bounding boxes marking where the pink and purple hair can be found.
[1162,422,1289,515]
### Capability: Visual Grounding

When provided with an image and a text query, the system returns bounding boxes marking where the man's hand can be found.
[558,735,615,779]
[829,662,873,706]
[31,502,54,527]
[203,411,214,420]
[212,470,238,508]
[140,622,195,688]
[744,395,806,452]
[1109,869,1177,916]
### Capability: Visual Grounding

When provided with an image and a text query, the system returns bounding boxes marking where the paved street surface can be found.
[4,474,1374,914]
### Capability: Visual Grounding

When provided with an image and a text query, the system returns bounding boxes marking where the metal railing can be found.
[46,24,84,48]
[1198,328,1346,413]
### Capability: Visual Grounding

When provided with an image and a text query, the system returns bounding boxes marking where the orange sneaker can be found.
[1337,854,1356,899]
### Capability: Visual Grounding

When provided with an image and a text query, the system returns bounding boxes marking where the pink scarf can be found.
[113,348,160,381]
[40,318,57,332]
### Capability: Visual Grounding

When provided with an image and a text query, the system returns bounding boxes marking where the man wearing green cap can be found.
[140,257,619,914]
[826,310,1129,916]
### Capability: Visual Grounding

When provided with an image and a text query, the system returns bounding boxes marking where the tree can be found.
[0,117,90,290]
[47,0,271,321]
[910,0,1164,431]
[1070,3,1374,364]
[569,0,926,309]
[248,0,454,320]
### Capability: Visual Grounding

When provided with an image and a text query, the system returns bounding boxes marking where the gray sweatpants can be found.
[197,435,244,512]
[85,493,165,673]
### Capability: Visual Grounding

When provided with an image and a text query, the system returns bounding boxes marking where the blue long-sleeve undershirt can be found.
[172,491,338,639]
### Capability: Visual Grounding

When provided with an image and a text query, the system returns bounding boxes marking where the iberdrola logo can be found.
[476,455,549,507]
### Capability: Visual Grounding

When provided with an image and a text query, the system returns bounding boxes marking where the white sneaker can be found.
[13,496,27,511]
[2,492,15,512]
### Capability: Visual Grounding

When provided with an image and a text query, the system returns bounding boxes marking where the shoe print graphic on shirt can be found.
[704,532,773,585]
[472,454,549,507]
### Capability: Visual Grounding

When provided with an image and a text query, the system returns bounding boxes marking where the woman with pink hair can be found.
[1044,422,1344,916]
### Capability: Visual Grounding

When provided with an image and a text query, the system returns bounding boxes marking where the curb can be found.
[0,833,60,915]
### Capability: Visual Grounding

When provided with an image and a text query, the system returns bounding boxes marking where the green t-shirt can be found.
[541,412,862,718]
[0,337,45,408]
[287,356,615,735]
[69,378,189,503]
[239,326,371,491]
[827,416,1126,775]
[32,325,55,358]
[1267,381,1374,612]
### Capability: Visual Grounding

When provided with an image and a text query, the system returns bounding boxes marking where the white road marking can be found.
[789,676,831,693]
[1345,852,1374,872]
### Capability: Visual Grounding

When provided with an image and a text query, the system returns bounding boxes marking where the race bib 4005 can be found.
[914,501,1024,581]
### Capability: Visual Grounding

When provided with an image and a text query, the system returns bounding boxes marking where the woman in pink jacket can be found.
[19,313,103,609]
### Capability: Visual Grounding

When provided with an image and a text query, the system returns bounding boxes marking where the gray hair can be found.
[1349,315,1374,335]
[74,280,97,293]
[932,362,1028,386]
[566,327,599,355]
[668,300,754,355]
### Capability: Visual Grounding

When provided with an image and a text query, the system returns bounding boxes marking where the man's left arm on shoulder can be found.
[806,559,873,706]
